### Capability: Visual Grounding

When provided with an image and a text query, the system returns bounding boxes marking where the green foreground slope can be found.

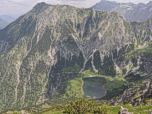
[2,97,152,114]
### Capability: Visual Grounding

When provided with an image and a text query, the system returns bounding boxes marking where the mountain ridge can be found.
[0,18,9,28]
[0,15,15,23]
[91,0,152,22]
[1,2,152,112]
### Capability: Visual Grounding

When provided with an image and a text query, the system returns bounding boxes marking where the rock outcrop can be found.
[119,106,133,114]
[111,80,152,106]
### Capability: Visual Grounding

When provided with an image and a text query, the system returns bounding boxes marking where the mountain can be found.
[0,15,15,23]
[123,2,152,22]
[91,0,152,22]
[0,18,9,28]
[1,2,152,112]
[0,15,16,29]
[90,0,120,11]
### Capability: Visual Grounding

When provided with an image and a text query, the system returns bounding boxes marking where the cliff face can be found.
[1,2,152,111]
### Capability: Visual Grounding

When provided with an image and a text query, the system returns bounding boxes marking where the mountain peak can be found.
[91,0,119,11]
[35,2,48,6]
[32,2,49,14]
[33,2,49,9]
[146,1,152,7]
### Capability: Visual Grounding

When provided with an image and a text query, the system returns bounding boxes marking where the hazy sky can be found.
[0,0,152,16]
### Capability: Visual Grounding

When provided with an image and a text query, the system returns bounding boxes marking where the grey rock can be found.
[119,106,134,114]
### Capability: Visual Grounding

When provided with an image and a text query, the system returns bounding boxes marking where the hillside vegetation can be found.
[2,97,152,114]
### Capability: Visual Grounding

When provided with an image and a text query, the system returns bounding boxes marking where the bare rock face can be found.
[111,80,152,107]
[119,106,134,114]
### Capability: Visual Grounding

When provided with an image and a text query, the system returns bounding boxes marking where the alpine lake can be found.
[82,77,107,99]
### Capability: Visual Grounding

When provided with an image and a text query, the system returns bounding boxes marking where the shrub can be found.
[123,100,130,105]
[143,99,148,105]
[93,107,107,114]
[62,97,107,114]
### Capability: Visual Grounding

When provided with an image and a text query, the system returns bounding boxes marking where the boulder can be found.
[119,106,134,114]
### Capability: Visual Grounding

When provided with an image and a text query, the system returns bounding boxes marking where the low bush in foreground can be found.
[62,97,107,114]
[3,97,152,114]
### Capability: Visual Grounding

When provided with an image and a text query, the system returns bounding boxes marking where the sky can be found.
[0,0,152,17]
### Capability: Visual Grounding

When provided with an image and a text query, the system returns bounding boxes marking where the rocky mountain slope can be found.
[1,2,152,112]
[91,0,152,22]
[110,79,152,107]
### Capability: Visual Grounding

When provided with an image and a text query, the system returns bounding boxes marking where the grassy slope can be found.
[42,111,63,114]
[6,103,152,114]
[39,99,152,114]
